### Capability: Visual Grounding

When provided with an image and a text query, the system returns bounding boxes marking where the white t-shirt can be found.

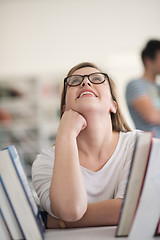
[32,130,140,217]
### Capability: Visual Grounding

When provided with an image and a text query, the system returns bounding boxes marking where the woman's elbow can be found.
[50,201,87,222]
[61,204,87,222]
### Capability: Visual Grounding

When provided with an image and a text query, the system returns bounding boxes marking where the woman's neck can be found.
[76,113,119,168]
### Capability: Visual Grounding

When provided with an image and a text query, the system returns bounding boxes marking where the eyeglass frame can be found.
[63,72,112,104]
[64,72,109,86]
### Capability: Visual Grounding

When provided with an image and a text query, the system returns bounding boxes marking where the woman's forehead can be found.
[72,67,100,75]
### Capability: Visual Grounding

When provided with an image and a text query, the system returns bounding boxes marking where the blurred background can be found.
[0,0,160,178]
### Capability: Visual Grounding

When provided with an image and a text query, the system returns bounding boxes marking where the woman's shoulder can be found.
[32,145,55,170]
[119,130,143,147]
[120,129,142,137]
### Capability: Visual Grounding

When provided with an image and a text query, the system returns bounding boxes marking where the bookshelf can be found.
[0,75,61,178]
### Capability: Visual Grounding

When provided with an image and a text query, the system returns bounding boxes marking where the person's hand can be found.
[57,109,87,139]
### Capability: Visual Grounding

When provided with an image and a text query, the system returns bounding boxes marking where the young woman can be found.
[32,62,140,229]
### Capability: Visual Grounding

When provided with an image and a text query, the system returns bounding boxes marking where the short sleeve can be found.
[32,147,58,218]
[126,80,147,105]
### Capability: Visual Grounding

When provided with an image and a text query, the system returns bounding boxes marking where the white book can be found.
[0,209,11,240]
[0,145,44,240]
[129,138,160,238]
[0,177,24,239]
[116,132,152,237]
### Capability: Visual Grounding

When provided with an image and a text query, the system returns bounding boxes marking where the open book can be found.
[116,132,160,238]
[0,145,45,240]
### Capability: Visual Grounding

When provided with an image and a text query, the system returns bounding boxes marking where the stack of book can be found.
[0,145,45,240]
[116,132,160,238]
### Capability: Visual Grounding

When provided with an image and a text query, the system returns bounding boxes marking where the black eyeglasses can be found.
[64,72,109,87]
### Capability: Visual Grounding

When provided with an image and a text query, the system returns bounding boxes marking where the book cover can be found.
[0,176,24,239]
[0,208,12,240]
[8,145,45,234]
[155,219,160,236]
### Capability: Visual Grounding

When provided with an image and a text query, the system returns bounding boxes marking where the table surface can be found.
[44,226,160,240]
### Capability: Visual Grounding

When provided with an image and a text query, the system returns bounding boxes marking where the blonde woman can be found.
[32,62,140,229]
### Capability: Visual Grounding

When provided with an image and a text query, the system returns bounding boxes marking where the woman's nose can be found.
[81,77,91,87]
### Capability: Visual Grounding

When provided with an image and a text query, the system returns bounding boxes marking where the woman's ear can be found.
[110,101,117,114]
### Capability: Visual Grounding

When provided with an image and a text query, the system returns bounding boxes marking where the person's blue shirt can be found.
[126,78,160,138]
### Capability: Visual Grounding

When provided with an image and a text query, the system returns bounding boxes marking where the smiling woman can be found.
[32,62,142,229]
[61,62,130,132]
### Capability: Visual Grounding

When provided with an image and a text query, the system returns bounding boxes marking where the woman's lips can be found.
[79,91,96,98]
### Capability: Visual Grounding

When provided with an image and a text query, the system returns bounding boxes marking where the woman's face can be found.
[64,67,116,116]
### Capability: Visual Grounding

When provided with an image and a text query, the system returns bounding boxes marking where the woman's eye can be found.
[70,77,81,85]
[92,77,101,82]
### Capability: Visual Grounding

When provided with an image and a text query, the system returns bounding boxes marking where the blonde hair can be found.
[60,62,131,132]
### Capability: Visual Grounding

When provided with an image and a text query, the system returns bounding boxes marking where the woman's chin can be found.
[76,105,104,116]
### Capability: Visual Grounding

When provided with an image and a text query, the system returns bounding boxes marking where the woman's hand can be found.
[56,109,87,141]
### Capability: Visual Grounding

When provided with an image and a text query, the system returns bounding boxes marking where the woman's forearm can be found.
[47,198,122,228]
[49,135,87,222]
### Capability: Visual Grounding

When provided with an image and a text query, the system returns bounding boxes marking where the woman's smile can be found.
[77,89,98,99]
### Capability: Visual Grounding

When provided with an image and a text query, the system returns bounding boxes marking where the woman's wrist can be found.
[55,129,77,145]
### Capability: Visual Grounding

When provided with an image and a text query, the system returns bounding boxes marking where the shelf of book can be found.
[0,75,61,178]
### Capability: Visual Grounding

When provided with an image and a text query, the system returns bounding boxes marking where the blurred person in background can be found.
[126,40,160,138]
